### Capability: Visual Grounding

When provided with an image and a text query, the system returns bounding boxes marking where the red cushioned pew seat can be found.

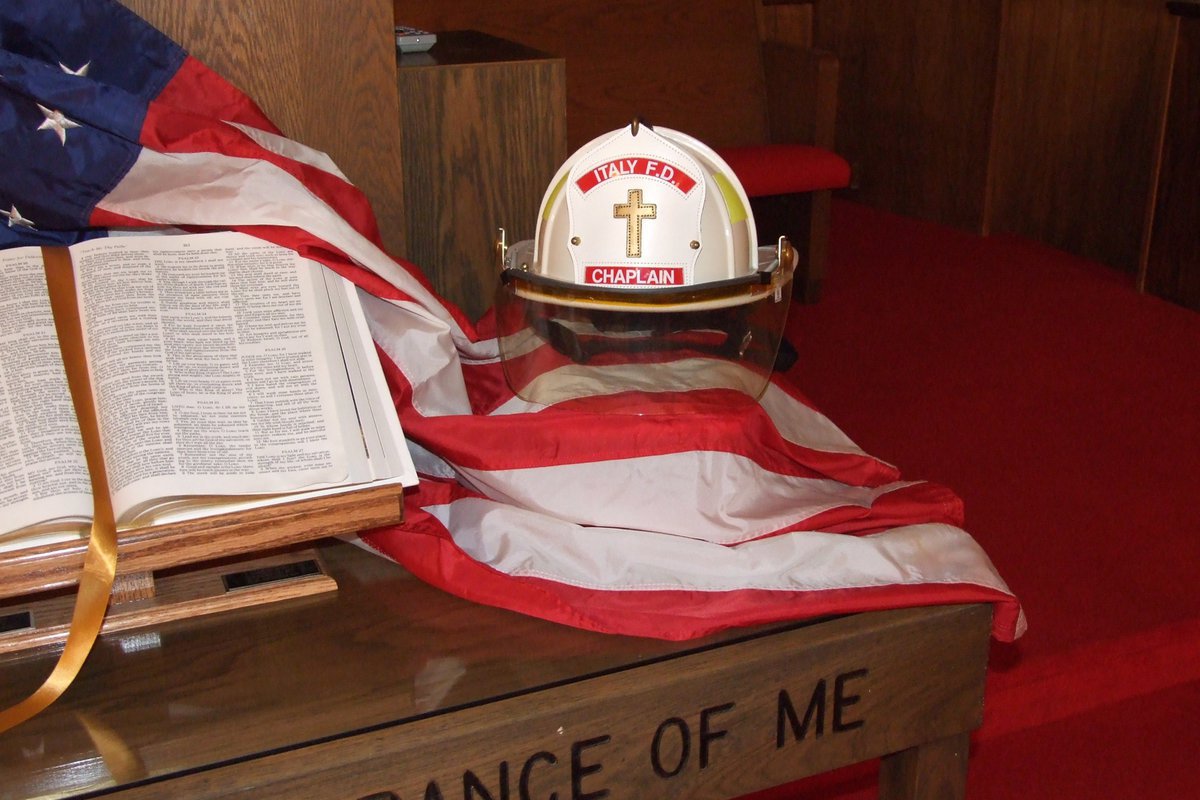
[717,142,852,305]
[717,143,852,198]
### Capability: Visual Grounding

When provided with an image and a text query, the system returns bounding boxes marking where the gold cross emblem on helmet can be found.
[613,189,656,258]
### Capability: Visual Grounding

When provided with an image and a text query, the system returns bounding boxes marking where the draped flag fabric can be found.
[0,0,1024,642]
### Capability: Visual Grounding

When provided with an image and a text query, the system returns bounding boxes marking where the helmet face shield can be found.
[496,244,794,406]
[494,122,798,408]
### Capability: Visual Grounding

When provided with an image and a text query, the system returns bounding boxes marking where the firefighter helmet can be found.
[495,121,795,406]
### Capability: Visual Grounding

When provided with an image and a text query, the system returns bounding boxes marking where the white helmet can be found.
[495,121,795,406]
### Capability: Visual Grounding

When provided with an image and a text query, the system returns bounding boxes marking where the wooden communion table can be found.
[0,540,991,799]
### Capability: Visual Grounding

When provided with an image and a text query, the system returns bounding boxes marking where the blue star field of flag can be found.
[0,0,187,248]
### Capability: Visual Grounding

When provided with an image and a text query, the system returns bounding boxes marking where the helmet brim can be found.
[500,240,794,314]
[494,250,795,405]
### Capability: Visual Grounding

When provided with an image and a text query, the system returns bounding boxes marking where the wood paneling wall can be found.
[396,0,1182,276]
[123,0,408,256]
[395,0,773,150]
[809,0,1177,273]
[812,0,1005,232]
[1141,11,1200,309]
[987,0,1177,271]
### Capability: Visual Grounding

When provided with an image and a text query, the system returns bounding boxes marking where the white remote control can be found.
[395,26,437,53]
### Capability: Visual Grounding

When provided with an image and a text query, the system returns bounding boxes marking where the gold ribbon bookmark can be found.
[0,247,118,734]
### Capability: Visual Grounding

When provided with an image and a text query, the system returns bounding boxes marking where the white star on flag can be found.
[36,103,81,144]
[1,205,34,228]
[59,61,91,77]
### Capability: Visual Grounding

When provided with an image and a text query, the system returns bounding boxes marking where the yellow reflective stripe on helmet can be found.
[713,172,748,225]
[542,172,571,220]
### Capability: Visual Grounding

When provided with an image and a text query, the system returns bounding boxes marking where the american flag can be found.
[0,0,1023,642]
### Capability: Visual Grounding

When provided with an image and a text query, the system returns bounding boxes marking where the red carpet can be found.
[748,201,1200,798]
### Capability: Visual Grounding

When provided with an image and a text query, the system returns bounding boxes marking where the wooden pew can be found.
[392,0,851,302]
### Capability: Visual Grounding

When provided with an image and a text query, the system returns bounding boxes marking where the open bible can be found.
[0,230,416,555]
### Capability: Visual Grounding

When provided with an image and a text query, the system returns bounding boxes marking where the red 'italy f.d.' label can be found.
[575,158,698,194]
[585,266,684,286]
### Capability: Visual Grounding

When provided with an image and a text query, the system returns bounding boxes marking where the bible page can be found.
[70,232,363,524]
[0,247,91,550]
[321,269,415,486]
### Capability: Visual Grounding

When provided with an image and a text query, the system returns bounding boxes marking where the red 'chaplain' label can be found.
[585,266,684,286]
